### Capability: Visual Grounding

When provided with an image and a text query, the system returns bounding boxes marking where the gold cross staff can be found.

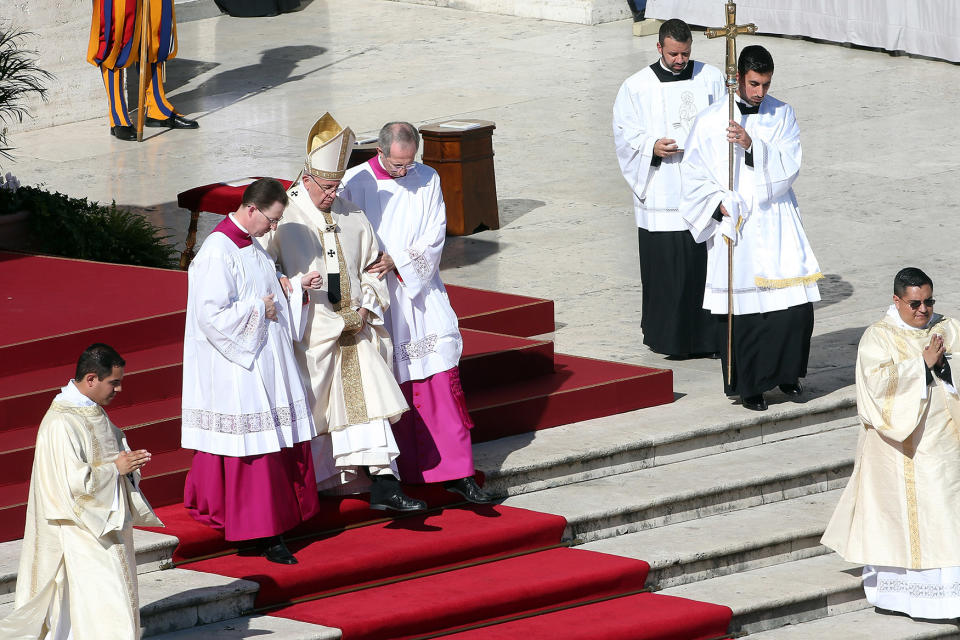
[705,2,756,380]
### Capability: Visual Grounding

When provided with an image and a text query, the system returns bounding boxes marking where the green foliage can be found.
[0,185,178,269]
[0,23,52,162]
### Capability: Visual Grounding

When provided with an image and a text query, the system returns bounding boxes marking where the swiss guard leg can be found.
[101,67,136,140]
[144,62,199,129]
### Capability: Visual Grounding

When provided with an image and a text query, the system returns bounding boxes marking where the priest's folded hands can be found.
[115,449,152,474]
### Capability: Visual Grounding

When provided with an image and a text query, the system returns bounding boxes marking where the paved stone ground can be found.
[6,0,960,425]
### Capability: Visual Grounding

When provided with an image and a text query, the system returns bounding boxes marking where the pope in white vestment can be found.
[340,121,492,504]
[263,113,425,513]
[680,45,822,410]
[181,179,320,559]
[613,19,725,357]
[822,269,960,619]
[0,345,161,640]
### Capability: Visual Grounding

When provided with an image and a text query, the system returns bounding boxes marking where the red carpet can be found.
[439,593,733,640]
[0,253,731,640]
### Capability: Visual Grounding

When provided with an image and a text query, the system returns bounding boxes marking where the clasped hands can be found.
[923,333,947,370]
[266,271,326,321]
[115,449,151,475]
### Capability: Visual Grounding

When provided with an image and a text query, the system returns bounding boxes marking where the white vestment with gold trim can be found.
[0,382,163,639]
[822,308,960,618]
[680,94,822,315]
[261,186,408,490]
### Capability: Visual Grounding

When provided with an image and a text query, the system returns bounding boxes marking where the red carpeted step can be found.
[0,500,26,542]
[459,329,554,391]
[184,505,567,607]
[437,593,732,640]
[0,341,184,401]
[269,547,649,640]
[0,312,186,383]
[141,479,486,562]
[467,354,673,443]
[447,285,555,337]
[0,252,186,348]
[0,363,183,434]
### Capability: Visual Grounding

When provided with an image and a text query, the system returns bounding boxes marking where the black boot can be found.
[444,476,495,504]
[368,473,427,512]
[256,535,297,564]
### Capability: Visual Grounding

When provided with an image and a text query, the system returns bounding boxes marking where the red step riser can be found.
[0,504,25,542]
[0,417,184,488]
[0,312,186,373]
[459,300,555,338]
[0,364,183,433]
[459,342,555,391]
[469,372,674,443]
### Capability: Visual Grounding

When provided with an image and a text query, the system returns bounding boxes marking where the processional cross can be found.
[705,2,756,379]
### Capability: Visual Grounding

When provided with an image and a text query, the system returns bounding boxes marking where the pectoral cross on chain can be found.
[705,2,757,380]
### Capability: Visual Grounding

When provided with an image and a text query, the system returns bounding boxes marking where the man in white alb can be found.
[341,121,493,504]
[613,18,725,358]
[0,344,161,639]
[262,113,426,513]
[680,45,822,411]
[181,178,319,564]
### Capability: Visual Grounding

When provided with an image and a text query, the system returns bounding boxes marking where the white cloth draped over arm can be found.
[751,103,802,206]
[360,224,389,325]
[189,250,267,369]
[855,326,930,443]
[392,180,446,298]
[612,81,656,201]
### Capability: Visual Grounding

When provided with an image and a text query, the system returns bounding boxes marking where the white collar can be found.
[659,59,683,76]
[56,380,97,407]
[227,213,251,235]
[886,303,941,330]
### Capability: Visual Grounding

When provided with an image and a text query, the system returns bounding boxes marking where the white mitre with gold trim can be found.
[304,112,356,181]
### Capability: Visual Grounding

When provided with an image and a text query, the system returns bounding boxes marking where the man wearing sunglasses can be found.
[822,267,960,619]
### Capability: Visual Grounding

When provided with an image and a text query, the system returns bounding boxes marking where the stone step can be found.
[580,490,841,589]
[660,553,866,635]
[500,425,857,545]
[475,393,856,497]
[150,614,341,640]
[0,567,258,637]
[0,527,179,600]
[746,606,960,639]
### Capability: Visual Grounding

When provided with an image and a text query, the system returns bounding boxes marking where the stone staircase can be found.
[481,393,960,638]
[5,390,960,638]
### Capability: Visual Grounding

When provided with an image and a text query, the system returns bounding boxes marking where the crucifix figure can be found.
[705,2,756,379]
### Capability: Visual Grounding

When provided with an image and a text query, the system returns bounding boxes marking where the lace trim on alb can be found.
[182,398,310,438]
[224,306,268,361]
[877,577,960,599]
[395,334,438,362]
[406,248,431,281]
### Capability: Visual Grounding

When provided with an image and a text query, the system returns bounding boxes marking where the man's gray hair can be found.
[378,121,420,156]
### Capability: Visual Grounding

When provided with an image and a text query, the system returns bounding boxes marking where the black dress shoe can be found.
[369,475,427,512]
[256,536,297,565]
[742,394,768,411]
[444,476,495,504]
[778,382,803,397]
[110,125,137,141]
[145,113,199,129]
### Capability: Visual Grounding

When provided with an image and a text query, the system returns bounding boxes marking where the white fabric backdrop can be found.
[645,0,960,63]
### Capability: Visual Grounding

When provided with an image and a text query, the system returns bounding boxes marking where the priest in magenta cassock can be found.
[0,344,161,639]
[822,268,960,619]
[262,113,427,513]
[181,178,319,565]
[680,45,822,412]
[341,121,494,504]
[613,18,725,358]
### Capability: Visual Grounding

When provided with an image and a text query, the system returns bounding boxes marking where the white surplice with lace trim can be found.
[181,216,316,457]
[341,161,462,384]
